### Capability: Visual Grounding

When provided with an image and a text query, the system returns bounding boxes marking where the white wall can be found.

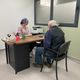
[61,13,80,60]
[0,0,34,49]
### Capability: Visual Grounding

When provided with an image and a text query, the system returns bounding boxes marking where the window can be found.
[34,0,80,27]
[34,0,51,25]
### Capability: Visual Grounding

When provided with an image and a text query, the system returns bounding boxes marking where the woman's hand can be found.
[28,33,32,36]
[25,34,32,37]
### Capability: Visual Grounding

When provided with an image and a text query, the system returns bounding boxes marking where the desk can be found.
[2,34,44,74]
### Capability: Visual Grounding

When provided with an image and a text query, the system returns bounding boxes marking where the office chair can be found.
[40,41,71,80]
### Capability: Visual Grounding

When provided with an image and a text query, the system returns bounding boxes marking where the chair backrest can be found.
[58,41,71,56]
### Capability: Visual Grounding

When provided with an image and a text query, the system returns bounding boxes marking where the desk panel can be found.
[2,35,44,74]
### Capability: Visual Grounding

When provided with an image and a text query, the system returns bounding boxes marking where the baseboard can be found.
[68,56,80,64]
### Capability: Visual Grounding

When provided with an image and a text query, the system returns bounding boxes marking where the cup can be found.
[21,35,26,40]
[16,36,20,41]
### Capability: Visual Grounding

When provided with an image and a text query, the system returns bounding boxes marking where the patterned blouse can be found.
[18,26,31,35]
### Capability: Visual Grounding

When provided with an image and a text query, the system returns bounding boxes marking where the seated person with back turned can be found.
[33,20,65,67]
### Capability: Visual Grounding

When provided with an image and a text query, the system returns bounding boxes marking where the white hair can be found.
[48,20,59,27]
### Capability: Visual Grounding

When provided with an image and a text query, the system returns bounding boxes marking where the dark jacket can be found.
[44,26,65,51]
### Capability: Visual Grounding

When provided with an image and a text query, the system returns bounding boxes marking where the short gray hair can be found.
[48,20,59,27]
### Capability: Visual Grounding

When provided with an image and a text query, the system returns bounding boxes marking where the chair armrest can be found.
[44,48,58,55]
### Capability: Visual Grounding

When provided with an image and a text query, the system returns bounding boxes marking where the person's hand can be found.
[28,34,32,36]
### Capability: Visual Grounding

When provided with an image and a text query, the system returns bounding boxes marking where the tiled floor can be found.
[0,50,80,80]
